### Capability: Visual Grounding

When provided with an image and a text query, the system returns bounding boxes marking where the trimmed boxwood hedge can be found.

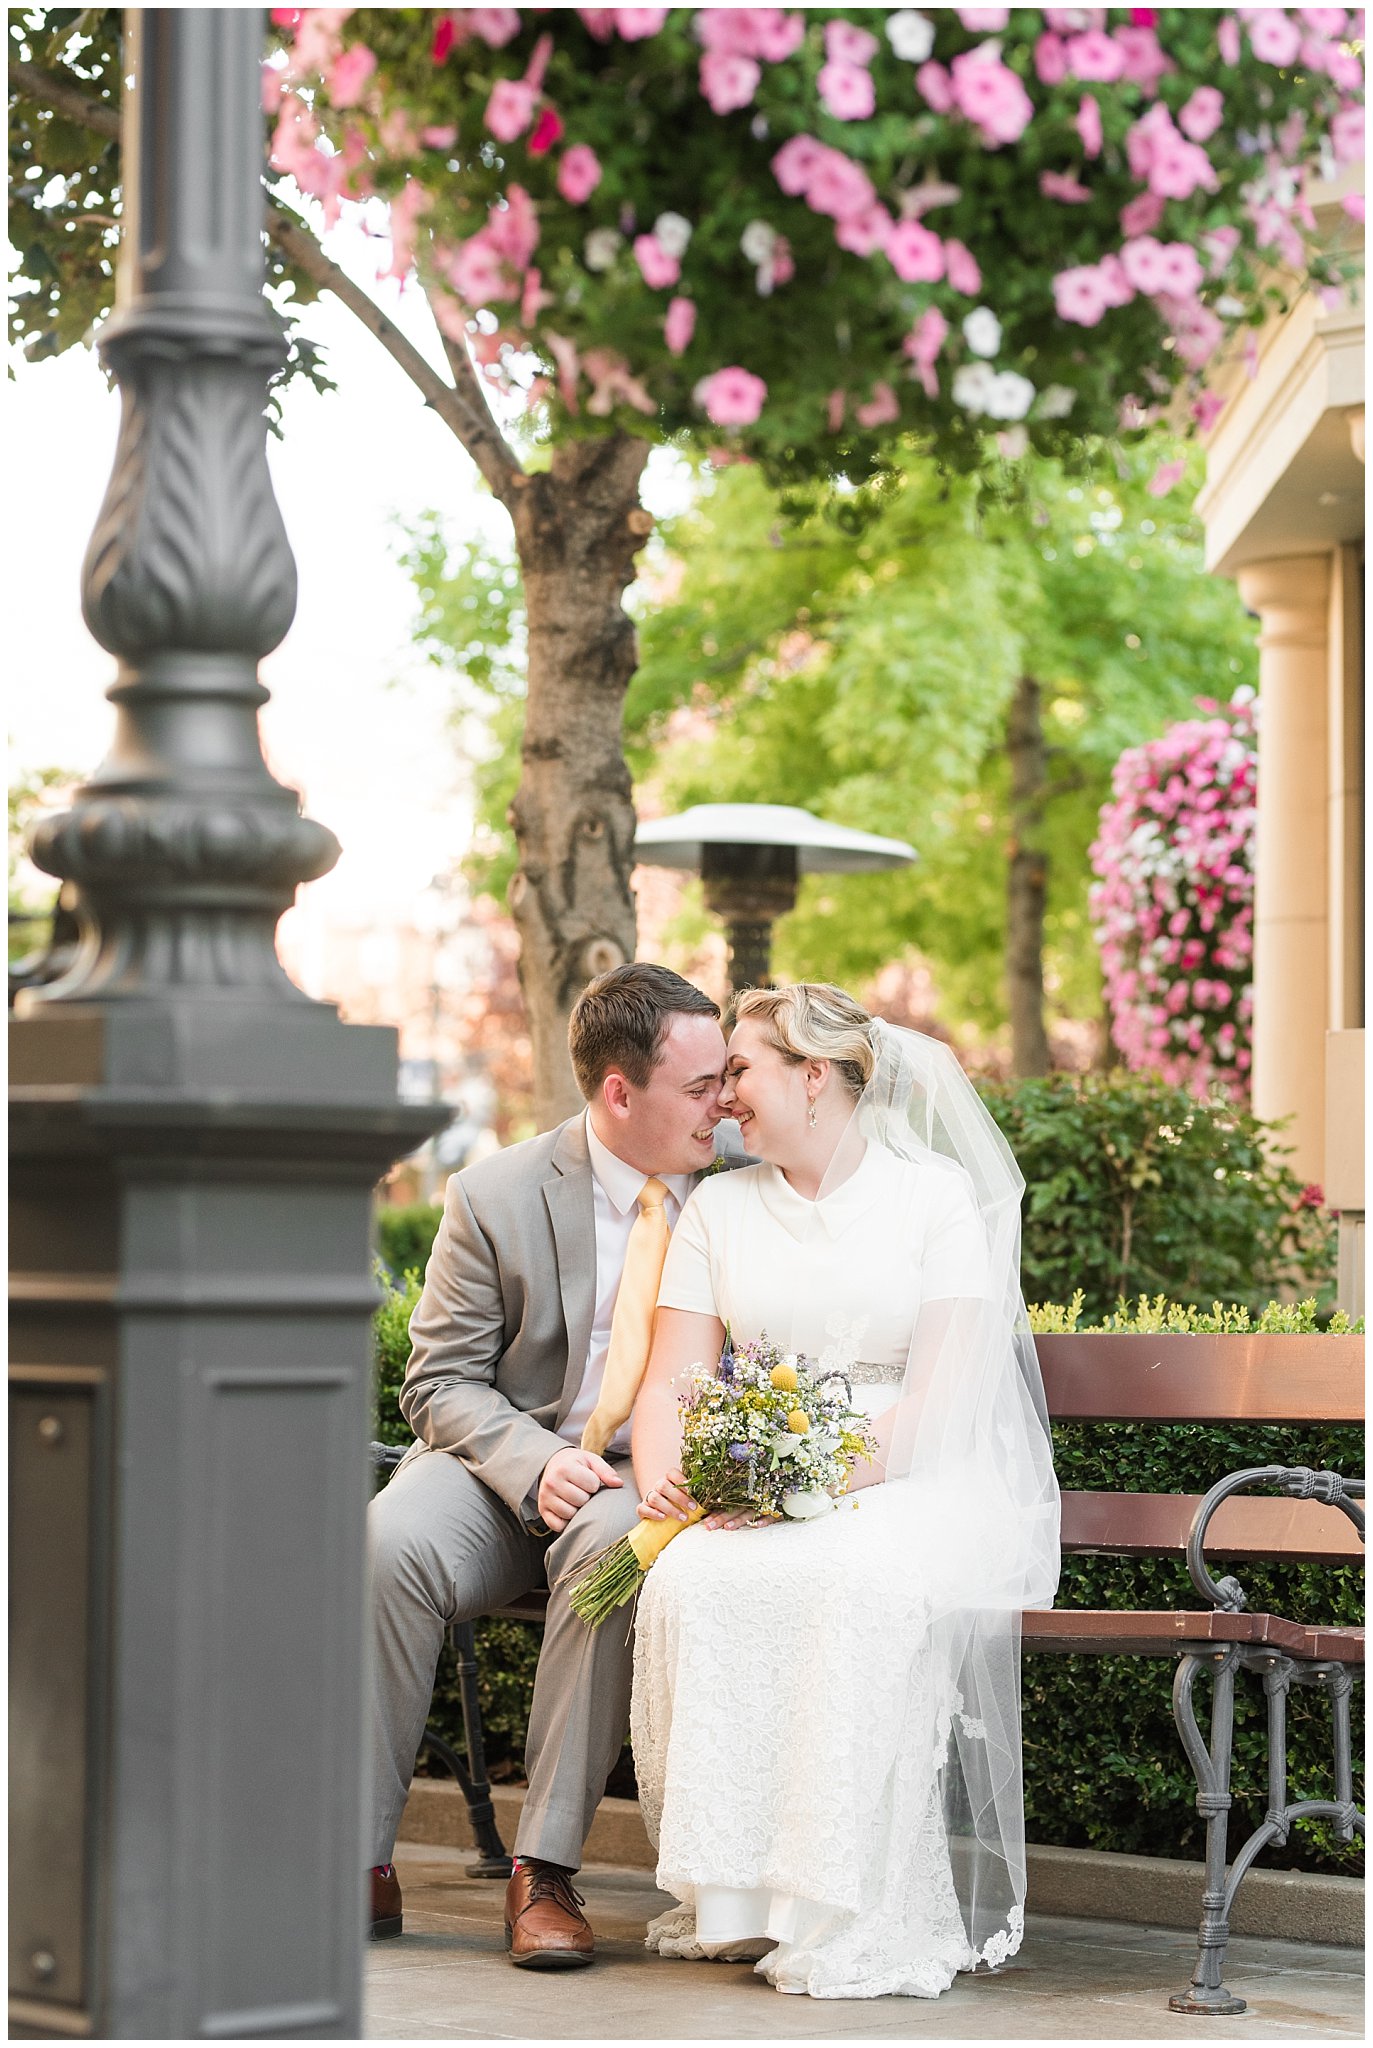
[372,1269,1363,1873]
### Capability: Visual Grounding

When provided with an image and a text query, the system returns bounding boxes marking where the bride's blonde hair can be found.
[731,983,876,1101]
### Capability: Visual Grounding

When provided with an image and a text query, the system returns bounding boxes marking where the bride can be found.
[629,983,1061,2000]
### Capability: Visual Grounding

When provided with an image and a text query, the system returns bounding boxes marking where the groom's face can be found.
[602,1011,728,1175]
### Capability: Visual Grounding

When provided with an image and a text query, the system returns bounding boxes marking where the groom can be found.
[367,963,732,1967]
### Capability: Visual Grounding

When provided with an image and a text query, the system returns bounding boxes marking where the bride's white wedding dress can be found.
[631,1141,1023,2000]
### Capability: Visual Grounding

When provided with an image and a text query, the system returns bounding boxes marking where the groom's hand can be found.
[538,1447,623,1533]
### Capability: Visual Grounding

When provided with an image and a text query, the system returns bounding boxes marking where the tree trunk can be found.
[507,433,652,1127]
[1006,672,1052,1079]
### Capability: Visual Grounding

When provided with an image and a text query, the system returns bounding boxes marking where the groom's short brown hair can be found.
[569,964,719,1099]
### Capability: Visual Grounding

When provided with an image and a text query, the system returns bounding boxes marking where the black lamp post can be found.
[635,802,917,995]
[9,13,439,2036]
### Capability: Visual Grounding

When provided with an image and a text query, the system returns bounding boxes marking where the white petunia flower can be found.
[962,305,1002,358]
[583,227,623,271]
[952,361,998,415]
[653,211,693,258]
[740,218,778,264]
[886,9,935,61]
[984,370,1036,421]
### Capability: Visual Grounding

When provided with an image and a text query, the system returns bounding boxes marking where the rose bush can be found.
[269,6,1364,482]
[1089,690,1257,1098]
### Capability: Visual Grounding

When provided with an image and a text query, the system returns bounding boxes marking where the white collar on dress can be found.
[583,1110,691,1219]
[754,1142,904,1243]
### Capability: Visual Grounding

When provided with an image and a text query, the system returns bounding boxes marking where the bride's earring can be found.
[806,1096,818,1130]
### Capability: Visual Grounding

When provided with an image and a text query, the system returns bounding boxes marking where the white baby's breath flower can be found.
[962,306,1002,358]
[583,226,623,271]
[653,211,693,258]
[886,9,935,61]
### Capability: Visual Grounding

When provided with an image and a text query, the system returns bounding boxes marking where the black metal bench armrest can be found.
[1187,1464,1366,1614]
[371,1439,408,1475]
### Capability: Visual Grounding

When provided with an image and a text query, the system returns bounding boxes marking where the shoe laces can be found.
[524,1863,586,1915]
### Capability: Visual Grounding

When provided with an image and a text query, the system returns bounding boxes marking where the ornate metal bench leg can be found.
[1325,1666,1358,1843]
[452,1621,514,1879]
[1169,1647,1247,2016]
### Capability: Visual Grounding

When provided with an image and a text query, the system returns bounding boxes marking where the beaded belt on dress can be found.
[813,1358,905,1386]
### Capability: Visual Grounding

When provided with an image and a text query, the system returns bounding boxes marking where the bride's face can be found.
[719,1020,806,1158]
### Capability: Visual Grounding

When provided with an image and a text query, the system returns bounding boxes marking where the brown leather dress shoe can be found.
[370,1864,403,1940]
[504,1859,595,1970]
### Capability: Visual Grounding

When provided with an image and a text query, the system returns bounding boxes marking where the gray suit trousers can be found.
[368,1446,643,1871]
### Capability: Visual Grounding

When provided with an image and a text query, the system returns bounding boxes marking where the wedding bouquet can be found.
[565,1334,877,1627]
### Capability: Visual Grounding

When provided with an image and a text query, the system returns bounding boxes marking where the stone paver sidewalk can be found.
[367,1846,1364,2041]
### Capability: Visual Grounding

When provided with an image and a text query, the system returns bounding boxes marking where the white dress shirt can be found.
[556,1112,692,1458]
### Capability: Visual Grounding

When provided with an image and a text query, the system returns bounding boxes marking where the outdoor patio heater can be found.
[634,802,916,994]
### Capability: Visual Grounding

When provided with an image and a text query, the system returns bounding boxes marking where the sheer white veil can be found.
[796,1018,1061,1968]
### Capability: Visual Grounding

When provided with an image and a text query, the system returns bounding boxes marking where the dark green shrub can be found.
[979,1073,1335,1322]
[372,1272,1361,1869]
[375,1202,444,1283]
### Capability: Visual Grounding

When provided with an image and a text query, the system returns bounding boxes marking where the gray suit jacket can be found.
[398,1114,742,1533]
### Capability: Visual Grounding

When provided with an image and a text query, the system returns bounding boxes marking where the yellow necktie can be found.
[581,1177,671,1456]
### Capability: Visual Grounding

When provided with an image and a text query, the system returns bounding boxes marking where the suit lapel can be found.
[544,1116,597,1428]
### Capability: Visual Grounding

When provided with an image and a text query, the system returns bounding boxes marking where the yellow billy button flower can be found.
[770,1362,799,1392]
[786,1409,811,1434]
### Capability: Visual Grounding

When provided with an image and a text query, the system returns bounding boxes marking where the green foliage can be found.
[1028,1293,1358,1336]
[375,1202,444,1284]
[404,441,1258,1036]
[982,1072,1335,1322]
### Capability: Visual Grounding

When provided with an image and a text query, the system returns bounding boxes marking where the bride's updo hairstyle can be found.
[732,983,876,1102]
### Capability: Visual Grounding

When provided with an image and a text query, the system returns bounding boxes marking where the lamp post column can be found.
[8,12,439,2037]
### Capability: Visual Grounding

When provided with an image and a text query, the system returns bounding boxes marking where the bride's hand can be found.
[704,1506,777,1532]
[638,1469,697,1522]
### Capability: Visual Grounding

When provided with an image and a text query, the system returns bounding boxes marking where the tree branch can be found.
[10,58,121,140]
[266,202,523,506]
[433,314,528,506]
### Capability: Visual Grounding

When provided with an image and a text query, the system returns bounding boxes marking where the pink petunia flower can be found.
[1064,28,1125,80]
[943,238,982,293]
[825,19,879,66]
[633,233,681,288]
[1178,84,1224,141]
[856,381,901,427]
[1034,32,1068,84]
[835,204,894,255]
[327,43,376,107]
[1076,94,1104,158]
[805,149,877,220]
[697,365,768,426]
[958,8,1009,28]
[950,50,1035,144]
[819,59,877,119]
[903,306,949,397]
[486,78,535,141]
[558,144,603,205]
[1115,22,1173,89]
[886,220,946,282]
[471,9,521,47]
[664,295,697,355]
[915,59,955,112]
[1247,10,1302,63]
[1053,264,1109,325]
[700,50,761,113]
[422,124,458,149]
[1041,170,1093,202]
[1217,15,1242,64]
[1191,390,1226,433]
[772,133,829,194]
[1332,104,1365,163]
[614,8,669,37]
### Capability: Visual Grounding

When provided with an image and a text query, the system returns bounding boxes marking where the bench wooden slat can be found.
[1036,1332,1364,1424]
[1061,1489,1365,1562]
[1023,1608,1365,1663]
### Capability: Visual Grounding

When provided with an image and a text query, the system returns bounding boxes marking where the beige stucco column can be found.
[1236,555,1331,1185]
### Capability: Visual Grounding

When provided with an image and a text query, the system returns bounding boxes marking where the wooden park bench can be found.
[373,1325,1364,2016]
